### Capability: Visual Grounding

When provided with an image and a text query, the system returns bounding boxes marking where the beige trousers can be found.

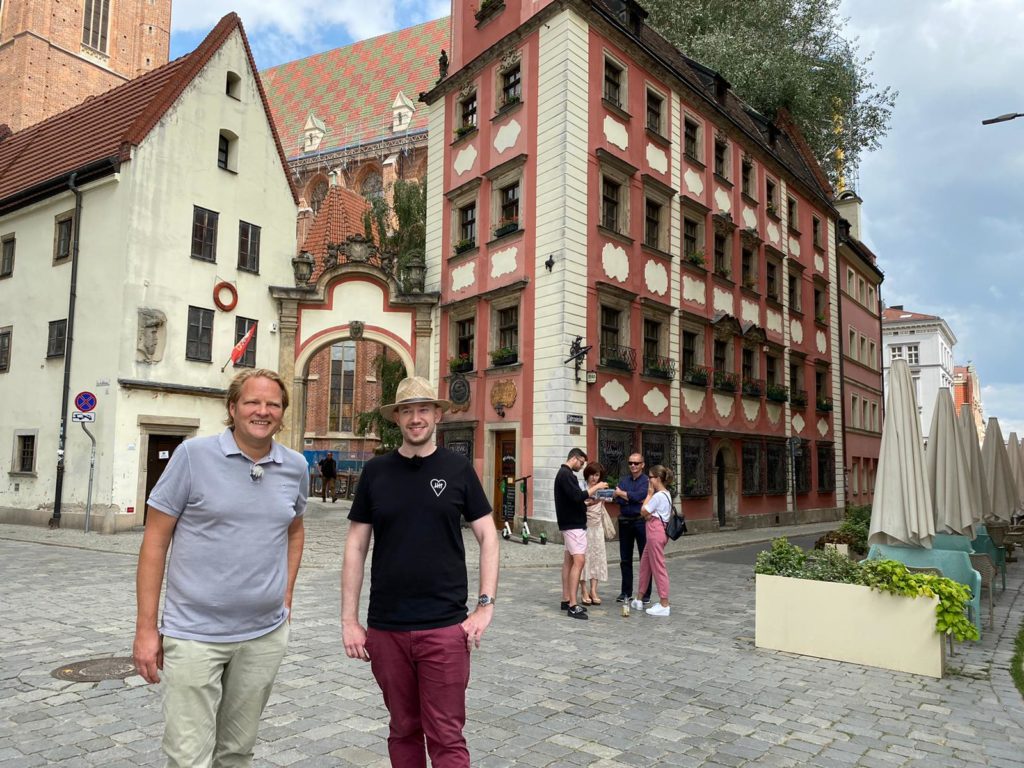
[161,622,289,768]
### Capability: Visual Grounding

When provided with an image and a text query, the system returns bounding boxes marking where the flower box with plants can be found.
[816,396,834,413]
[682,365,710,387]
[497,94,521,112]
[754,538,978,678]
[766,200,779,218]
[815,311,828,325]
[453,238,476,255]
[489,346,518,366]
[448,353,473,374]
[742,275,758,291]
[683,249,706,268]
[643,358,675,380]
[741,378,763,398]
[712,369,739,393]
[493,218,519,239]
[765,383,788,403]
[714,265,732,280]
[790,389,808,407]
[453,124,476,140]
[475,0,504,22]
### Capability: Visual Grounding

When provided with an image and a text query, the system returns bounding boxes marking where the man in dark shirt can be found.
[318,451,338,502]
[342,376,498,768]
[554,448,606,619]
[613,452,651,603]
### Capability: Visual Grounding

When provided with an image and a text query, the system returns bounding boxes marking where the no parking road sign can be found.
[74,391,97,412]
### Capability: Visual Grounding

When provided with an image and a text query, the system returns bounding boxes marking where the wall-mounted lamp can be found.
[544,254,556,272]
[494,403,506,418]
[585,370,598,385]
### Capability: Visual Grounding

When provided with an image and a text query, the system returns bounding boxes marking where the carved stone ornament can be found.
[459,83,476,100]
[349,321,364,340]
[499,48,522,73]
[449,375,471,413]
[490,379,518,410]
[136,308,167,364]
[712,312,742,340]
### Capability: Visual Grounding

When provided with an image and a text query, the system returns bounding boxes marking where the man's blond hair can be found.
[224,369,290,428]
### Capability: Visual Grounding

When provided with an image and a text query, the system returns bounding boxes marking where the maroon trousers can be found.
[366,623,471,768]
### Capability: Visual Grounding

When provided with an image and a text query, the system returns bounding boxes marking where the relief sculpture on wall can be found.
[136,308,167,364]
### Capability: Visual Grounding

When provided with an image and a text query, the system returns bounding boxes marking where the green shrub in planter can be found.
[755,538,979,643]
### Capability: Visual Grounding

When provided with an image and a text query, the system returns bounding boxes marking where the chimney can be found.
[834,190,863,241]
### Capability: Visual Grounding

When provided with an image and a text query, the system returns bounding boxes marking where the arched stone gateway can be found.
[270,243,437,451]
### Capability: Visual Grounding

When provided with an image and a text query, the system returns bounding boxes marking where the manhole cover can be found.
[51,657,137,682]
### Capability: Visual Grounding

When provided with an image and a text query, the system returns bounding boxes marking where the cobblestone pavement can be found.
[1,503,1023,767]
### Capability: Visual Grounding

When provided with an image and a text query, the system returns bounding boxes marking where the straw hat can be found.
[379,376,451,422]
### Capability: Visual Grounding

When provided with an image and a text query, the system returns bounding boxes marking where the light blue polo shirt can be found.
[148,429,308,643]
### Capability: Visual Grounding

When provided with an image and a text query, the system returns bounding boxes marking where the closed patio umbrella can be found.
[927,389,975,538]
[981,417,1016,522]
[1007,433,1024,508]
[958,405,991,525]
[869,359,935,548]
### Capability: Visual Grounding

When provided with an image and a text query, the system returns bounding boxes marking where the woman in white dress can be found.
[579,462,609,605]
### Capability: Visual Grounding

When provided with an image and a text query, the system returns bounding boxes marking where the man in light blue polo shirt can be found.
[133,368,307,767]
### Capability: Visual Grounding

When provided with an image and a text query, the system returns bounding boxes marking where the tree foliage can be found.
[355,353,407,454]
[364,178,427,271]
[640,0,896,186]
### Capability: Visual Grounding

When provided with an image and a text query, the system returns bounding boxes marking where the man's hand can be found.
[461,606,494,650]
[133,626,163,684]
[342,620,370,661]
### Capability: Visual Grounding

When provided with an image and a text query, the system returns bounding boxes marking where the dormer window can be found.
[392,92,415,133]
[226,71,241,100]
[302,113,327,153]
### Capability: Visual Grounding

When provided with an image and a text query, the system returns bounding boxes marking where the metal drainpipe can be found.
[49,172,83,528]
[836,247,848,507]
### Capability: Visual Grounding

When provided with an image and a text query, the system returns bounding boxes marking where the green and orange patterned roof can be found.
[261,17,450,160]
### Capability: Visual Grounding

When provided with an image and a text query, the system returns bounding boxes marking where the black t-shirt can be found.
[348,447,491,631]
[553,464,588,531]
[319,456,337,478]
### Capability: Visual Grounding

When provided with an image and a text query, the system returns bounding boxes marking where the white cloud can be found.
[172,0,449,65]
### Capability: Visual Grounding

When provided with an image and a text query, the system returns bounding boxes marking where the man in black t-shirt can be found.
[342,376,498,768]
[318,452,337,502]
[554,448,606,619]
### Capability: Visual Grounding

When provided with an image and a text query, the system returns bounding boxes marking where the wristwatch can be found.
[477,594,495,607]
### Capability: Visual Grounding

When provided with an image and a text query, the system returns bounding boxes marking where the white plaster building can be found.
[0,15,298,530]
[881,305,957,443]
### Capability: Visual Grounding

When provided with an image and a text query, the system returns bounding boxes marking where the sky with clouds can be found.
[171,0,1024,434]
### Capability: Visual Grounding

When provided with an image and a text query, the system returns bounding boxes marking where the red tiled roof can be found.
[882,308,939,323]
[302,185,372,281]
[261,17,450,159]
[0,13,298,212]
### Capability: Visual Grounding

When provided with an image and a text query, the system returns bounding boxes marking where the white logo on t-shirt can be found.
[430,478,447,497]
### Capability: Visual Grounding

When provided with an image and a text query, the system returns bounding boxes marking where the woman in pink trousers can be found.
[631,464,674,617]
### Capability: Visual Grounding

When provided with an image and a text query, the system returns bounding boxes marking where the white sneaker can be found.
[629,598,644,610]
[646,604,670,617]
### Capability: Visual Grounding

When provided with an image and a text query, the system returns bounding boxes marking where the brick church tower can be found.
[0,0,171,132]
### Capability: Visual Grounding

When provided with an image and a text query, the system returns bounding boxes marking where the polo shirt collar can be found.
[218,428,284,464]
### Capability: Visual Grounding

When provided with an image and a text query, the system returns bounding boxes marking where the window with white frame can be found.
[851,394,860,428]
[499,62,521,108]
[766,258,781,301]
[683,116,701,161]
[455,315,475,361]
[237,221,260,273]
[54,211,74,263]
[498,181,520,230]
[603,56,624,108]
[0,234,12,277]
[217,130,238,172]
[868,341,876,368]
[713,134,729,178]
[459,202,477,246]
[82,0,110,53]
[489,294,521,362]
[683,214,703,261]
[812,216,823,249]
[645,87,664,134]
[906,344,919,365]
[871,402,879,431]
[786,195,798,231]
[741,156,753,197]
[890,345,903,362]
[681,323,703,375]
[848,329,857,361]
[765,178,778,214]
[459,91,477,132]
[599,167,630,235]
[643,187,670,250]
[0,325,10,373]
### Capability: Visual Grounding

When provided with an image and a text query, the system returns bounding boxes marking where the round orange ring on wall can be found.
[213,281,238,312]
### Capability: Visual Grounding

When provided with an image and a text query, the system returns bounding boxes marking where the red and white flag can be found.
[222,322,257,372]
